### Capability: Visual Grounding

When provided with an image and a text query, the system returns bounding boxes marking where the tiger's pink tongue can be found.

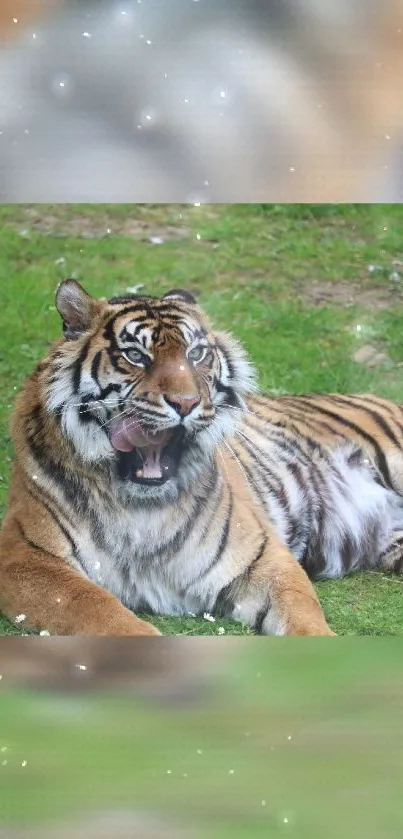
[110,416,172,480]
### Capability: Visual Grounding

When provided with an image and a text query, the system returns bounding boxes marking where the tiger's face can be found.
[45,280,255,496]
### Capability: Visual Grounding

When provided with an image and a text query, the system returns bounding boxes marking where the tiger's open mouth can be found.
[110,413,184,485]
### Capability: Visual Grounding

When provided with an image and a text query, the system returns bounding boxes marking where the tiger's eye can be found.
[123,349,146,365]
[188,345,207,363]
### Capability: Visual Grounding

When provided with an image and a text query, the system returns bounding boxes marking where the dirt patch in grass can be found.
[9,208,190,242]
[300,280,400,310]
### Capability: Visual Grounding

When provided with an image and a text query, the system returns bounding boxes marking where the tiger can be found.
[1,280,403,637]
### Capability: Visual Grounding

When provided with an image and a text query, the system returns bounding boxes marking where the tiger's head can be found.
[44,280,257,498]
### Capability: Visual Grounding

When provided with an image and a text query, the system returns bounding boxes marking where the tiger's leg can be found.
[215,533,335,636]
[0,517,160,636]
[378,530,403,574]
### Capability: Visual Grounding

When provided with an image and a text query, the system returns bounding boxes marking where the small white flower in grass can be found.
[14,614,26,624]
[203,613,215,622]
[196,233,201,240]
[196,749,202,755]
[229,769,235,775]
[283,818,289,824]
[287,735,292,741]
[39,630,50,636]
[166,770,172,774]
[21,761,27,767]
[261,800,266,807]
[217,626,225,635]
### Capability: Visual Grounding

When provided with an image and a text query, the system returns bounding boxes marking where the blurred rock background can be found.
[0,0,402,201]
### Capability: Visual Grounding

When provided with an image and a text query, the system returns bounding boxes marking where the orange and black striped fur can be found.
[1,281,403,636]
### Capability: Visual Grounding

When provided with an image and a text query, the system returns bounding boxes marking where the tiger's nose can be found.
[164,394,200,416]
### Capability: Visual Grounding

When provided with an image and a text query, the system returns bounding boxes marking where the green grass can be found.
[1,202,403,635]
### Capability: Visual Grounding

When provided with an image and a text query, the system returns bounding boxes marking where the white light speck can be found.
[385,134,391,140]
[75,664,87,671]
[284,818,289,824]
[24,130,29,135]
[94,560,101,570]
[82,31,92,38]
[196,233,201,240]
[383,226,388,231]
[164,73,168,79]
[14,614,26,624]
[32,33,37,40]
[39,630,50,636]
[289,167,295,172]
[166,769,172,774]
[262,800,266,807]
[183,773,188,777]
[32,475,38,481]
[56,598,61,603]
[13,18,18,24]
[287,735,292,740]
[194,202,201,207]
[179,365,185,371]
[196,749,202,754]
[204,180,209,186]
[21,761,27,767]
[146,39,152,45]
[356,324,362,332]
[229,769,235,774]
[220,90,226,98]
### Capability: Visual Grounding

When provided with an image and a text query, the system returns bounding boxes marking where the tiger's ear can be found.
[55,279,104,340]
[163,289,197,305]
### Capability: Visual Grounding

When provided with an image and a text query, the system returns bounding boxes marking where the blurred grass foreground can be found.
[1,639,403,838]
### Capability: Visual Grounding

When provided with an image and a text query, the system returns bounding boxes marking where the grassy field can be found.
[1,202,403,635]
